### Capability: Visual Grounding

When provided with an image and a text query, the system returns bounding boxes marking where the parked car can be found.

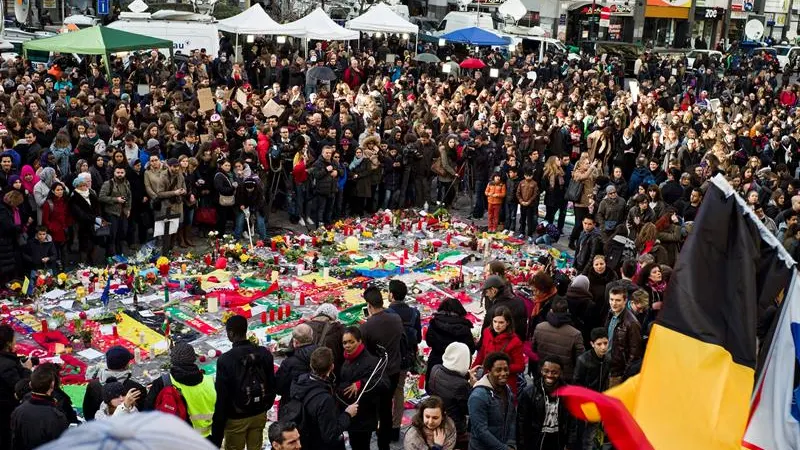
[773,45,800,71]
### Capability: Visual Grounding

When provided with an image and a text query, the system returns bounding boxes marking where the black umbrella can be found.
[306,66,337,82]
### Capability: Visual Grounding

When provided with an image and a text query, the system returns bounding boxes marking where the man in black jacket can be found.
[360,286,404,449]
[275,324,316,411]
[386,280,420,438]
[10,365,68,450]
[0,325,31,448]
[290,347,358,450]
[517,356,576,450]
[310,145,338,228]
[210,315,276,449]
[573,328,610,448]
[480,275,528,343]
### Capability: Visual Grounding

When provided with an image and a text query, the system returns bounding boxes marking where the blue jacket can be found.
[468,375,516,450]
[628,166,654,194]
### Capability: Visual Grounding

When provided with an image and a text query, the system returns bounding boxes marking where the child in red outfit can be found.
[484,172,507,232]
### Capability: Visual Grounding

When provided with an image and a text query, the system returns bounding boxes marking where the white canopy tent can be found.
[283,8,360,41]
[346,3,419,35]
[217,5,303,61]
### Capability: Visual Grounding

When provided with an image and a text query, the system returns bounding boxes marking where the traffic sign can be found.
[97,0,108,15]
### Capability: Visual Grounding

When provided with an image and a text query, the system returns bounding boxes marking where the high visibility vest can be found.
[172,375,217,437]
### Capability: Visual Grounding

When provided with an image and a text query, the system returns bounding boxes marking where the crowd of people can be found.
[0,19,795,449]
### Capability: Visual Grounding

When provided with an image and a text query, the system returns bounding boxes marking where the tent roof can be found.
[217,4,302,35]
[23,26,172,54]
[440,26,510,46]
[346,3,418,34]
[284,8,360,40]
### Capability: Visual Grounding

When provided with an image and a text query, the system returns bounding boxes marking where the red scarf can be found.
[344,343,365,361]
[532,287,556,317]
[641,240,655,256]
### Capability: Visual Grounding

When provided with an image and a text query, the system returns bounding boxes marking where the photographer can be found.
[98,164,131,258]
[400,134,422,208]
[412,131,436,208]
[471,134,495,220]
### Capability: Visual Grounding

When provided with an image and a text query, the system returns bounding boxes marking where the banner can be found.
[647,0,691,6]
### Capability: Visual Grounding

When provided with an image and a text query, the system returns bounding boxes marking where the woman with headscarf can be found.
[88,154,108,193]
[20,165,39,197]
[33,167,58,221]
[0,190,23,282]
[69,176,102,264]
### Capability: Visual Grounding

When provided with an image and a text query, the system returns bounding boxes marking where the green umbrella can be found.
[413,52,441,63]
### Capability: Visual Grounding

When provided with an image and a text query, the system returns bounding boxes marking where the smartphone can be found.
[362,307,369,318]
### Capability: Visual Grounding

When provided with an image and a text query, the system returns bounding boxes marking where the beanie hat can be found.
[571,274,590,293]
[105,346,133,371]
[314,303,339,321]
[146,139,160,150]
[102,378,126,405]
[36,412,219,450]
[170,342,196,366]
[442,342,471,376]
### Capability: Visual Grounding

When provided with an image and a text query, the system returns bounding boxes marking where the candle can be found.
[285,304,291,317]
[269,309,276,322]
[403,248,408,259]
[208,296,218,313]
[414,240,419,253]
[422,326,429,339]
[41,319,48,333]
[273,255,279,265]
[181,263,187,273]
[459,263,464,277]
[446,233,452,245]
[220,293,228,307]
[271,270,278,282]
[417,220,422,230]
[300,238,305,247]
[261,311,267,324]
[277,307,284,321]
[299,293,306,306]
[323,267,330,278]
[312,236,318,246]
[271,241,277,251]
[399,257,405,266]
[418,374,426,389]
[112,325,118,338]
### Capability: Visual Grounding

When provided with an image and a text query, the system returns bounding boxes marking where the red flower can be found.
[79,311,87,319]
[256,240,265,248]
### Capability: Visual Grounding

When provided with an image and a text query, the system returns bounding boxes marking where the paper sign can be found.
[709,98,721,112]
[197,87,215,112]
[139,309,155,317]
[137,84,149,96]
[235,89,248,107]
[58,300,74,309]
[629,80,640,103]
[262,99,285,118]
[154,218,180,237]
[526,71,537,82]
[386,53,397,64]
[77,348,105,360]
[42,289,67,299]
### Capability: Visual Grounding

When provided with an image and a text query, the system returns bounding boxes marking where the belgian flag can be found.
[558,175,795,450]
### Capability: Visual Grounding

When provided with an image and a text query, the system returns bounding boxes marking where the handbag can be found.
[196,206,217,225]
[431,158,447,177]
[565,179,584,203]
[218,194,235,206]
[94,223,111,237]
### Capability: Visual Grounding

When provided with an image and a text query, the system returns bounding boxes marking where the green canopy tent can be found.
[23,26,174,78]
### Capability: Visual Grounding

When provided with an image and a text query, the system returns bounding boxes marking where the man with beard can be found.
[144,156,186,254]
[98,165,131,257]
[517,356,576,450]
[468,352,517,449]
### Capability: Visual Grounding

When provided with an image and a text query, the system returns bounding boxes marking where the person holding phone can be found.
[98,164,131,258]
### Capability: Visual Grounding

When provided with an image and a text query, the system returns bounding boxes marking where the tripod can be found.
[267,158,292,213]
[457,160,475,202]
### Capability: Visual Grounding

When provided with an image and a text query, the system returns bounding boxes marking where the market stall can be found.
[346,3,419,52]
[216,4,304,61]
[283,7,360,54]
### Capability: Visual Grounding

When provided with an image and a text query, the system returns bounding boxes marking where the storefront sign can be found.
[42,0,55,7]
[764,0,789,14]
[697,7,724,19]
[607,3,634,16]
[647,0,691,7]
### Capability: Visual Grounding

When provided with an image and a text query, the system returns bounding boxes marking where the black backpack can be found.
[605,234,636,272]
[278,388,326,429]
[233,352,269,414]
[398,307,420,372]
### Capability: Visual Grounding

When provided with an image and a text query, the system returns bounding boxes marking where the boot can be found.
[177,226,189,248]
[183,224,195,246]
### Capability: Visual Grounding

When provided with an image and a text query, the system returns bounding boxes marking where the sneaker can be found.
[298,217,306,227]
[306,216,315,226]
[517,233,525,239]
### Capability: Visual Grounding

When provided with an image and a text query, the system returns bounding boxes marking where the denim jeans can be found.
[504,201,518,231]
[234,209,267,240]
[383,189,399,209]
[519,203,538,236]
[107,215,128,256]
[295,183,309,219]
[315,195,335,228]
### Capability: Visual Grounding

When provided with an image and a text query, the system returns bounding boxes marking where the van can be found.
[107,10,219,58]
[434,11,497,36]
[511,35,571,62]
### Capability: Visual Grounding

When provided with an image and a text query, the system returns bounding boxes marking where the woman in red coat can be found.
[472,305,525,396]
[41,182,72,262]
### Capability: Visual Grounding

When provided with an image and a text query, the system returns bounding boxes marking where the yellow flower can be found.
[10,282,20,291]
[156,257,170,267]
[362,230,373,238]
[240,254,251,263]
[57,273,67,282]
[235,243,243,252]
[185,252,193,259]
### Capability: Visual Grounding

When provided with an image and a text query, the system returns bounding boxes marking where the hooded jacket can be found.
[83,366,147,421]
[290,373,350,450]
[142,363,206,426]
[275,343,317,410]
[424,311,475,382]
[468,375,516,450]
[428,364,471,433]
[532,311,585,380]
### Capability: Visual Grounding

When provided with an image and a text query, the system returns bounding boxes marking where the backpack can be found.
[398,307,420,372]
[233,352,269,414]
[154,373,189,421]
[278,389,326,429]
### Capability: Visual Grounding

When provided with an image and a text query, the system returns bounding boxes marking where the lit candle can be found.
[41,319,48,333]
[269,309,276,322]
[261,311,267,324]
[299,293,306,306]
[208,296,218,313]
[417,220,422,230]
[399,257,405,266]
[273,255,279,265]
[446,233,452,245]
[112,325,118,338]
[300,238,305,247]
[285,304,291,316]
[277,307,284,321]
[271,241,277,251]
[403,248,408,259]
[414,240,419,253]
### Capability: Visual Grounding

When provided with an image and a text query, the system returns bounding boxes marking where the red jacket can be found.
[42,196,72,243]
[780,89,797,107]
[472,327,525,396]
[257,132,270,170]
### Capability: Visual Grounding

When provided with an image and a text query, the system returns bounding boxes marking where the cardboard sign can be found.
[197,87,215,112]
[709,98,721,112]
[199,134,212,144]
[235,89,248,107]
[262,99,285,118]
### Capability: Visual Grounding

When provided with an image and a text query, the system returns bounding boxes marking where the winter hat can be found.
[483,275,505,291]
[442,342,471,376]
[36,412,219,450]
[105,346,133,371]
[102,378,126,404]
[314,303,339,321]
[146,139,160,150]
[571,274,590,293]
[170,342,196,366]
